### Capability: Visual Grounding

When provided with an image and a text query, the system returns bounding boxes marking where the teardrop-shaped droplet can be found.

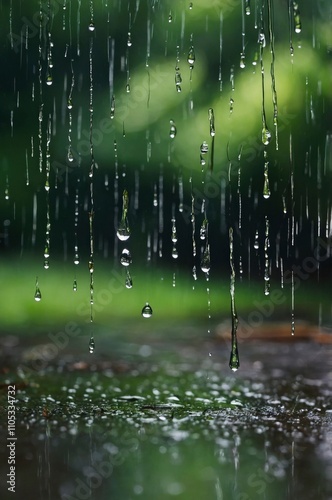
[172,246,178,259]
[88,336,95,353]
[120,248,132,266]
[229,345,240,371]
[187,46,195,68]
[44,259,50,269]
[46,74,53,86]
[74,253,80,265]
[200,219,208,240]
[263,174,270,199]
[125,269,133,289]
[262,127,272,146]
[127,32,132,47]
[88,22,95,32]
[240,53,245,69]
[117,220,130,241]
[208,108,215,137]
[73,279,77,292]
[67,98,73,110]
[34,287,42,301]
[201,245,210,273]
[142,302,153,318]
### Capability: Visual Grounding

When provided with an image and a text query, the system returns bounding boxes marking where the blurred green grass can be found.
[0,256,329,334]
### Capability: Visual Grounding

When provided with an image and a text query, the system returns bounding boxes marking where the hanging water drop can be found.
[229,228,240,371]
[262,127,271,146]
[34,277,41,302]
[88,336,95,353]
[187,43,195,68]
[208,108,215,137]
[201,244,210,273]
[117,190,130,241]
[200,218,208,240]
[293,2,301,34]
[142,302,153,318]
[171,217,177,243]
[263,159,271,199]
[73,279,77,292]
[120,249,132,266]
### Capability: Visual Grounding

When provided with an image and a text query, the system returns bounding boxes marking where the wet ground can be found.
[0,327,332,500]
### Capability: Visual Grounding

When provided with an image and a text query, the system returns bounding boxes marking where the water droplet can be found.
[240,53,245,69]
[125,269,133,289]
[293,2,301,33]
[44,259,49,269]
[168,12,172,23]
[117,224,130,241]
[200,141,208,155]
[89,336,95,353]
[169,119,177,139]
[88,22,95,32]
[200,218,208,240]
[254,230,259,250]
[127,32,132,47]
[187,46,195,68]
[34,277,41,301]
[208,108,215,137]
[117,190,130,240]
[67,98,73,110]
[262,127,271,146]
[172,246,178,259]
[263,170,270,199]
[46,74,53,86]
[110,95,115,119]
[142,303,153,318]
[229,346,240,371]
[120,248,132,266]
[67,149,74,162]
[201,244,210,273]
[171,218,177,243]
[88,257,94,273]
[73,279,77,292]
[74,253,80,265]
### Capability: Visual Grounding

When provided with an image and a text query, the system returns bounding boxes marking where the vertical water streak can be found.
[175,46,182,92]
[229,228,240,371]
[219,12,223,91]
[267,0,278,150]
[88,36,95,352]
[240,0,246,68]
[264,216,270,295]
[44,115,52,270]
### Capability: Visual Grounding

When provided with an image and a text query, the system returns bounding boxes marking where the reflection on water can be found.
[0,337,332,499]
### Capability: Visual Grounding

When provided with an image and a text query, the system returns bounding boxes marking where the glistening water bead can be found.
[142,303,153,318]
